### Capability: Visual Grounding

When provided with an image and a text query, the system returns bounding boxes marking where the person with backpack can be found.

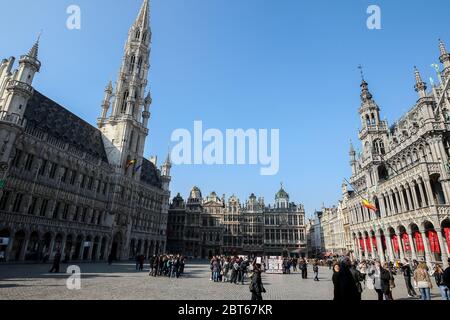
[413,262,433,300]
[433,264,449,300]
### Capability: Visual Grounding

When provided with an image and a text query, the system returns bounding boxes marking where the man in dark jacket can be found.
[250,264,266,301]
[443,259,450,288]
[401,260,417,297]
[349,262,365,300]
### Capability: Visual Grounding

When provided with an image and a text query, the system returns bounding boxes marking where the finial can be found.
[358,65,365,82]
[439,38,447,56]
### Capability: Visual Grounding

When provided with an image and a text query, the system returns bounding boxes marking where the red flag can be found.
[365,237,372,252]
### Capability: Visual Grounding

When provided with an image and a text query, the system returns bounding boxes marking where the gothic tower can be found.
[98,0,152,178]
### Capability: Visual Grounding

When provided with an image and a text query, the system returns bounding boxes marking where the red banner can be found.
[402,233,411,252]
[365,237,372,252]
[392,235,399,252]
[428,230,441,254]
[359,238,365,252]
[414,232,425,252]
[381,235,387,250]
[445,228,450,253]
[371,236,378,250]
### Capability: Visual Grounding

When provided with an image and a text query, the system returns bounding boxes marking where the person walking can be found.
[336,257,360,301]
[148,255,155,275]
[313,261,319,281]
[240,259,248,284]
[222,258,230,282]
[350,262,365,300]
[401,260,417,298]
[382,262,395,300]
[433,264,449,300]
[413,262,433,300]
[49,251,62,273]
[212,258,220,282]
[250,263,266,301]
[139,255,145,271]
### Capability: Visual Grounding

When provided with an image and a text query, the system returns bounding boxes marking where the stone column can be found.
[388,192,395,215]
[420,229,433,265]
[399,188,407,212]
[418,181,427,207]
[48,236,56,260]
[410,184,420,209]
[59,235,67,260]
[87,242,94,261]
[408,232,418,261]
[379,196,387,218]
[77,238,85,261]
[385,232,395,262]
[397,233,406,262]
[405,186,413,211]
[376,232,386,264]
[435,228,449,268]
[394,191,402,213]
[424,178,436,206]
[362,236,369,260]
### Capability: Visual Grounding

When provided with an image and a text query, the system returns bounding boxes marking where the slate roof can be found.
[140,158,162,188]
[25,90,163,189]
[25,91,108,162]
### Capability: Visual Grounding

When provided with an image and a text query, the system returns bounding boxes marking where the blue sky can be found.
[1,0,449,217]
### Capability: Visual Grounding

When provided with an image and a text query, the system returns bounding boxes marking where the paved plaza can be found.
[0,261,444,300]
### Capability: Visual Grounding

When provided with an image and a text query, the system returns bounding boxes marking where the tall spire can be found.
[414,66,427,99]
[28,32,41,60]
[360,79,373,103]
[439,39,450,69]
[134,0,150,30]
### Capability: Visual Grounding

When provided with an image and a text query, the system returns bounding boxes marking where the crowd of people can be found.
[331,257,450,301]
[147,254,187,278]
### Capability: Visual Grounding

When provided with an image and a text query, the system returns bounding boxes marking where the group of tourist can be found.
[209,256,251,284]
[148,254,187,278]
[332,257,450,301]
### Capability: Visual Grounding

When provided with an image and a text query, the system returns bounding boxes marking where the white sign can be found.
[83,241,91,247]
[256,257,262,264]
[0,238,10,245]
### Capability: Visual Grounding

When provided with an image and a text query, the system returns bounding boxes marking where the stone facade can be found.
[347,40,450,268]
[167,186,307,258]
[0,0,171,263]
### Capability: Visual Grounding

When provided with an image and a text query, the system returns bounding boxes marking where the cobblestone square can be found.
[0,262,444,300]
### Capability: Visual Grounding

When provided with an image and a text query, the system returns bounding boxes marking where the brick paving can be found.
[0,262,443,300]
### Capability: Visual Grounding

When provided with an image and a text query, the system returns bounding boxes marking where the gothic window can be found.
[39,160,47,176]
[24,154,34,171]
[135,29,141,40]
[121,91,129,113]
[81,208,88,222]
[73,207,80,222]
[12,148,22,167]
[28,197,37,215]
[130,55,136,73]
[142,32,147,42]
[88,176,94,190]
[136,57,143,76]
[61,167,68,183]
[80,174,86,188]
[135,135,140,153]
[12,193,23,213]
[49,163,57,179]
[365,115,371,126]
[52,202,61,219]
[0,191,11,210]
[70,170,77,185]
[62,204,69,220]
[39,199,48,217]
[373,139,385,155]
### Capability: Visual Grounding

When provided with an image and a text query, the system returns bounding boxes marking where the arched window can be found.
[130,55,136,73]
[137,56,143,74]
[135,29,141,40]
[121,91,129,113]
[366,114,371,126]
[129,130,134,149]
[142,32,147,42]
[373,139,385,155]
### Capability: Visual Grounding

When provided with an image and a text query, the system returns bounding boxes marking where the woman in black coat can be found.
[332,263,341,301]
[250,264,266,301]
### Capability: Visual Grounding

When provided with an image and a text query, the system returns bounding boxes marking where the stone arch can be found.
[10,230,26,261]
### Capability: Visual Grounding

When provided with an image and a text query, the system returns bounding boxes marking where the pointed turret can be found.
[100,81,113,119]
[414,66,427,99]
[439,39,450,73]
[134,0,150,31]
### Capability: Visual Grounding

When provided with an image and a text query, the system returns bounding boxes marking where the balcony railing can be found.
[6,80,34,96]
[0,111,26,127]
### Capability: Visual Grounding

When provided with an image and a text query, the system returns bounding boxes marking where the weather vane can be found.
[358,65,365,81]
